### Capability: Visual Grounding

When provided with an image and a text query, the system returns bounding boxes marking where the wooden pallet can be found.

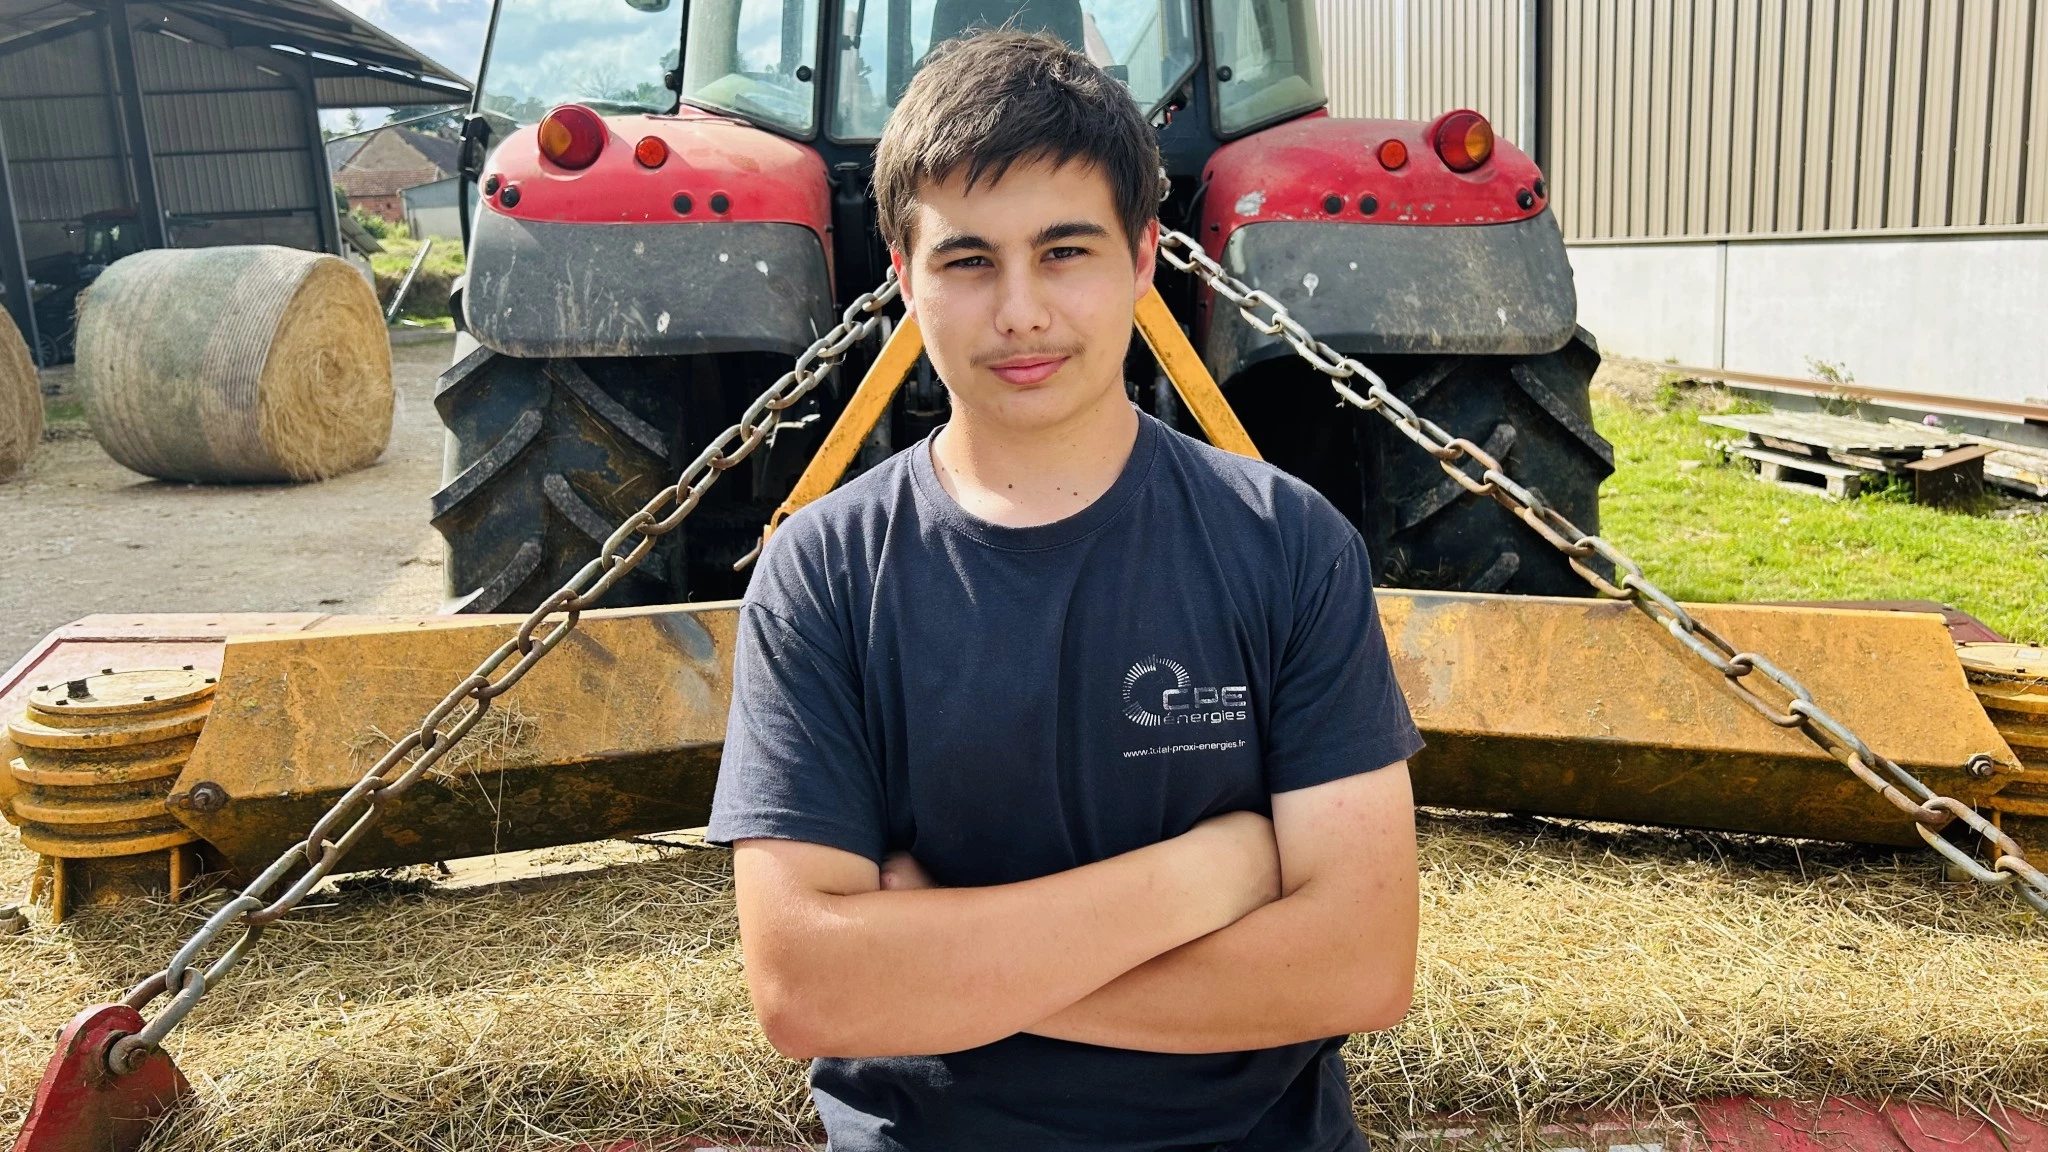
[1729,444,1865,498]
[1703,411,2010,504]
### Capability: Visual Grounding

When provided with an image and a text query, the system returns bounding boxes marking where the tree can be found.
[387,104,465,138]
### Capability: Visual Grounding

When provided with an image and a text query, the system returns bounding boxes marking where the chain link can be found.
[1157,226,2048,918]
[104,275,901,1076]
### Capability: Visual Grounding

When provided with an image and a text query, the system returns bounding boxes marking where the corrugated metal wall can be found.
[1318,0,2048,242]
[0,27,128,262]
[0,9,330,263]
[132,16,326,250]
[1314,0,1526,146]
[1547,0,2048,241]
[1316,0,1402,119]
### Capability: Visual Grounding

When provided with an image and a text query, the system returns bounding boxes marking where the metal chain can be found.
[1157,226,2048,917]
[104,275,902,1076]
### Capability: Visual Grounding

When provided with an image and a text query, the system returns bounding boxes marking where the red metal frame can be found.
[12,1005,189,1152]
[20,1087,2048,1152]
[480,105,833,252]
[1199,110,1550,253]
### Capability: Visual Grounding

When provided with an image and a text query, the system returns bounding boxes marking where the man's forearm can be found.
[736,816,1272,1060]
[1028,766,1421,1054]
[1025,871,1417,1053]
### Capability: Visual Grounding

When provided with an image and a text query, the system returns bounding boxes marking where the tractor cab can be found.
[464,0,1324,196]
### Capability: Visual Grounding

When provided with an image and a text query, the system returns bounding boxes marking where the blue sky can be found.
[325,0,492,130]
[335,0,493,80]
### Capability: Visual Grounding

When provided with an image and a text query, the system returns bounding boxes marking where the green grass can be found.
[1593,385,2048,643]
[370,230,465,321]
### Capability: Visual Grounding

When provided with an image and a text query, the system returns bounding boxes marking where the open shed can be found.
[0,0,472,363]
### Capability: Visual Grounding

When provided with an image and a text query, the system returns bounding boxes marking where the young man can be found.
[706,30,1422,1151]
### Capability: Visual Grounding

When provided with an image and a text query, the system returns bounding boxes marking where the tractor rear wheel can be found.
[432,345,682,613]
[1224,329,1613,597]
[1372,330,1614,595]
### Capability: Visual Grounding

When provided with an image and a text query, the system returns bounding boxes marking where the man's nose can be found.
[992,260,1054,338]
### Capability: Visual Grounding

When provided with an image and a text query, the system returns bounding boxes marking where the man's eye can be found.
[946,255,991,269]
[1046,246,1088,261]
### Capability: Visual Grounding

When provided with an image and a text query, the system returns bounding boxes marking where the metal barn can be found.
[0,0,470,363]
[1316,0,2048,412]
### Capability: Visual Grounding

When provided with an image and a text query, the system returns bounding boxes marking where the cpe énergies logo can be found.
[1121,656,1250,728]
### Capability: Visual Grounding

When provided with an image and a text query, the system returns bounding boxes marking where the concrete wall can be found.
[406,204,462,239]
[1568,233,2048,408]
[403,177,460,239]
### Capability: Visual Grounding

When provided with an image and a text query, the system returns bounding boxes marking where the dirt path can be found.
[0,334,455,665]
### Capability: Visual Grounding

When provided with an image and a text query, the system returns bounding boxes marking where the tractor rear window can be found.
[830,0,1198,141]
[477,0,684,126]
[1209,0,1325,135]
[681,0,825,135]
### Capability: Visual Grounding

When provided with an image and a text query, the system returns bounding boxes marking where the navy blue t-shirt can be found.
[707,411,1423,1151]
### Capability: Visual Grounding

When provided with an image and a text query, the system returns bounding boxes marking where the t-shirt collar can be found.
[909,407,1162,552]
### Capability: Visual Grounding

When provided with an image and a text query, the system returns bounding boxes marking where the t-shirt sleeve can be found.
[705,600,888,863]
[1264,532,1425,793]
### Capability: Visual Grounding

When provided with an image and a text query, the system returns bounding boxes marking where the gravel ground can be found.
[0,333,454,665]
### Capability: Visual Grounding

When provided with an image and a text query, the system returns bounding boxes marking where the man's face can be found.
[892,159,1158,435]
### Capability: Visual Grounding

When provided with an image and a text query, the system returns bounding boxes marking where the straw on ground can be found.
[4,811,2044,1152]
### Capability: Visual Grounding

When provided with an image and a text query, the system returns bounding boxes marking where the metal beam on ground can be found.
[2,595,2008,878]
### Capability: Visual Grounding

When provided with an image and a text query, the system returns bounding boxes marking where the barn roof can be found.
[0,0,471,107]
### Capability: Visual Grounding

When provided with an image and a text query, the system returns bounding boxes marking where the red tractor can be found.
[441,0,1610,611]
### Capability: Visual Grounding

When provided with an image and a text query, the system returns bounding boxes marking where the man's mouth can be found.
[984,355,1070,386]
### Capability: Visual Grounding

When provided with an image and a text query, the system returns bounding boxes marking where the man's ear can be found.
[1133,219,1160,298]
[889,246,915,318]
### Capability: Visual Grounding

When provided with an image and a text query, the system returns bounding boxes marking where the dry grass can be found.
[257,254,393,482]
[6,811,2047,1150]
[0,306,39,480]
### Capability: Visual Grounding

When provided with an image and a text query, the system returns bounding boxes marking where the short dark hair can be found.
[873,30,1161,254]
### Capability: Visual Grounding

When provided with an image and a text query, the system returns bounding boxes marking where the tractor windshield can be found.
[477,0,683,126]
[830,0,1198,140]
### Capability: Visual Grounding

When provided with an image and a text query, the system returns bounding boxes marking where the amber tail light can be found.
[1432,110,1494,173]
[537,104,606,170]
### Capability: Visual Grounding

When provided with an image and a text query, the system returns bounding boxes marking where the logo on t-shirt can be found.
[1121,656,1249,728]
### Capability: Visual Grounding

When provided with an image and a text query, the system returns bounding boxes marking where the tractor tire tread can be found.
[1511,361,1614,468]
[542,471,617,544]
[431,406,543,522]
[547,359,669,461]
[458,538,544,615]
[433,342,499,413]
[433,352,677,613]
[1379,332,1613,597]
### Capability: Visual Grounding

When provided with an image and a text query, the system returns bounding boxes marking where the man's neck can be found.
[929,386,1140,529]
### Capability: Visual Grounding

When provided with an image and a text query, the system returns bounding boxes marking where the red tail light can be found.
[1432,110,1494,173]
[633,135,669,168]
[537,104,606,170]
[1376,138,1408,170]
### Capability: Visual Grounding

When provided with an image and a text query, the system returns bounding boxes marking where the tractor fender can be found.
[1196,114,1578,377]
[464,109,834,359]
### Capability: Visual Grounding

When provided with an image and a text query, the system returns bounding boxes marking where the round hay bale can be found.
[0,304,40,479]
[76,245,392,482]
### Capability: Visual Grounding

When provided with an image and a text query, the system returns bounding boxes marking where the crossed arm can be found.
[731,761,1417,1059]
